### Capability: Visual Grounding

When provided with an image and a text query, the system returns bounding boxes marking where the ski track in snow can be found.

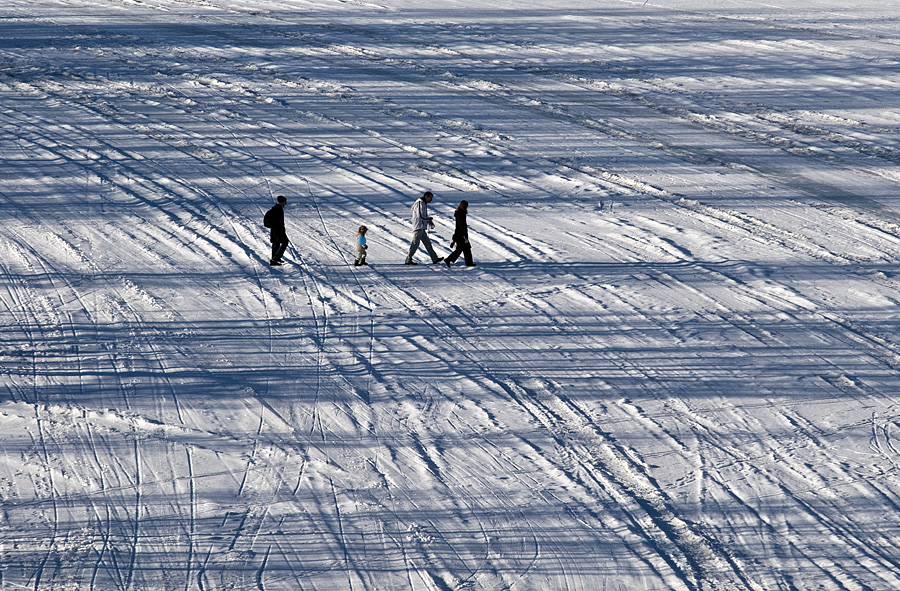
[2,0,900,589]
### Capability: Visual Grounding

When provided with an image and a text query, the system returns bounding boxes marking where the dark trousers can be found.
[446,241,473,266]
[271,240,289,262]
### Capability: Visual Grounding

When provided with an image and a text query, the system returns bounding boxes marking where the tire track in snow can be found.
[214,13,900,267]
[380,12,900,215]
[137,31,900,281]
[558,163,900,376]
[591,210,900,380]
[543,247,900,587]
[284,133,900,588]
[667,395,900,591]
[392,207,900,590]
[7,6,900,586]
[497,292,759,591]
[21,66,393,580]
[0,86,321,589]
[0,189,134,588]
[363,264,726,588]
[1,60,380,388]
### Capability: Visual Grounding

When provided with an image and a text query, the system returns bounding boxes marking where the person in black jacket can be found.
[445,200,475,267]
[266,195,289,266]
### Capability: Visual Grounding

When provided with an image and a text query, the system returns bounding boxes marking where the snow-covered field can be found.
[3,0,900,589]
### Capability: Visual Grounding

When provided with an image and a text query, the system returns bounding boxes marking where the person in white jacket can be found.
[405,191,444,265]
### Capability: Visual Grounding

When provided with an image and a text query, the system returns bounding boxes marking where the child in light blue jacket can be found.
[354,225,368,266]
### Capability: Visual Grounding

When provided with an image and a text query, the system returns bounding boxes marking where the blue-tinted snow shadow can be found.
[3,9,900,589]
[3,256,895,412]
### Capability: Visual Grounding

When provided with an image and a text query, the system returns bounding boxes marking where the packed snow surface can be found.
[3,1,900,589]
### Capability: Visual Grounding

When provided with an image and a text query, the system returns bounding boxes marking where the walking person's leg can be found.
[446,243,463,264]
[273,241,288,263]
[420,232,442,263]
[406,230,423,264]
[463,242,474,266]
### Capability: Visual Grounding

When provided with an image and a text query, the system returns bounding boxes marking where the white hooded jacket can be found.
[410,197,433,231]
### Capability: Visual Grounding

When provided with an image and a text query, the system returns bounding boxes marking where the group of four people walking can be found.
[265,191,475,268]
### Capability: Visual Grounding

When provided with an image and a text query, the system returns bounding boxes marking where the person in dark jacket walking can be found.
[266,195,289,266]
[445,200,475,267]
